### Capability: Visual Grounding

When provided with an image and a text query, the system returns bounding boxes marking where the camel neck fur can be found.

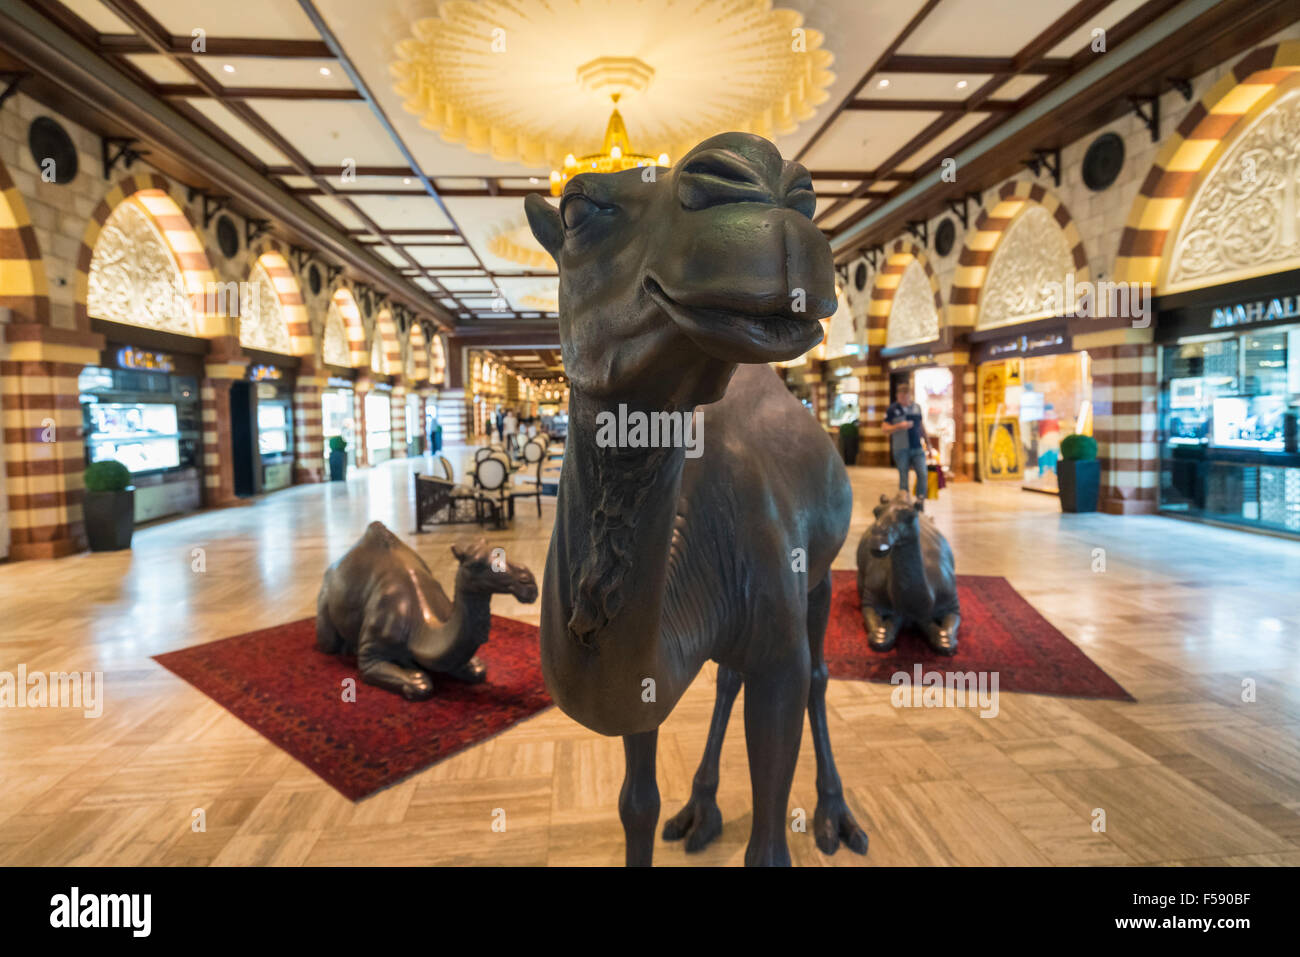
[555,388,690,649]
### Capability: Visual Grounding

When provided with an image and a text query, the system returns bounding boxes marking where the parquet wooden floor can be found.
[1,452,1298,866]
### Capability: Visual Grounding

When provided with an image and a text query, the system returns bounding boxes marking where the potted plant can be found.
[1058,433,1100,513]
[83,460,135,551]
[328,436,348,482]
[838,420,860,466]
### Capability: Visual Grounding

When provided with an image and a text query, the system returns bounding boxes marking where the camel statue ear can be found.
[879,493,889,504]
[525,193,563,261]
[450,543,466,562]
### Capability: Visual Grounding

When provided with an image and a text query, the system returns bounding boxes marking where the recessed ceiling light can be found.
[877,78,890,89]
[403,177,412,185]
[955,79,968,90]
[319,67,332,76]
[529,176,539,185]
[840,181,850,188]
[222,64,235,73]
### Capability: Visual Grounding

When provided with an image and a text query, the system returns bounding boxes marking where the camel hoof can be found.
[447,656,488,684]
[867,629,896,652]
[662,794,723,852]
[814,795,869,856]
[929,632,958,656]
[401,672,435,701]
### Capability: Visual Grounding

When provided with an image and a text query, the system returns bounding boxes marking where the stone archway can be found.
[1115,42,1300,289]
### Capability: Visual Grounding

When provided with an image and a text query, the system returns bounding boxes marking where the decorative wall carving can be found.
[1167,88,1300,289]
[886,259,939,347]
[977,203,1075,329]
[87,198,197,335]
[322,301,350,367]
[238,261,292,355]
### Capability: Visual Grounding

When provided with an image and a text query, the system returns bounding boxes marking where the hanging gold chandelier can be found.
[550,94,669,196]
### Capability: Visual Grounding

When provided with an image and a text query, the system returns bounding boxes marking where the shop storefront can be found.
[971,324,1093,493]
[365,385,394,465]
[405,393,424,456]
[243,357,297,495]
[884,355,957,476]
[79,327,204,523]
[322,376,357,470]
[1154,272,1300,536]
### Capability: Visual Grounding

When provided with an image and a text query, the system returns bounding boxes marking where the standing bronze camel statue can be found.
[526,131,868,866]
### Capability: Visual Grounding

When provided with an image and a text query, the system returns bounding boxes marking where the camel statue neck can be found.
[409,576,493,672]
[553,387,689,651]
[890,536,934,613]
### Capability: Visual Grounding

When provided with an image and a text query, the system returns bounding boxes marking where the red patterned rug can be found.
[826,570,1133,701]
[154,616,551,800]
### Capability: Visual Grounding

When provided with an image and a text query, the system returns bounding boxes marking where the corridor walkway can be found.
[0,457,1297,865]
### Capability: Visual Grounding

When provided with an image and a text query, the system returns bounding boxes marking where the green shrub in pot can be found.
[838,420,860,466]
[1058,433,1100,513]
[328,435,348,482]
[83,460,135,551]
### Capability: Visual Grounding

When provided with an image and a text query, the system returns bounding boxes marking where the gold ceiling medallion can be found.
[390,0,834,170]
[487,217,554,269]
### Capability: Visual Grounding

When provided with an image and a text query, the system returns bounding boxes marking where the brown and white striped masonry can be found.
[1115,41,1300,288]
[389,385,407,459]
[1091,344,1159,514]
[0,160,50,325]
[332,287,367,368]
[373,309,402,376]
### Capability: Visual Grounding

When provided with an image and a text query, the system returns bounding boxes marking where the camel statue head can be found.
[451,539,539,603]
[525,132,836,406]
[865,493,924,558]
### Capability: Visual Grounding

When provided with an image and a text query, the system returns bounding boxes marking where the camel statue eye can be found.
[562,194,601,231]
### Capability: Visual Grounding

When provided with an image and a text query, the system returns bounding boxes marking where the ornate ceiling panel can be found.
[390,0,834,169]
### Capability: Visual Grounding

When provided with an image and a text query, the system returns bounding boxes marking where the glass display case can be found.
[1159,327,1300,534]
[86,402,181,473]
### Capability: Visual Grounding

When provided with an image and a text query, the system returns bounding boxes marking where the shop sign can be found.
[327,376,353,389]
[1210,295,1300,329]
[987,333,1065,359]
[116,346,174,374]
[888,353,936,371]
[248,364,283,382]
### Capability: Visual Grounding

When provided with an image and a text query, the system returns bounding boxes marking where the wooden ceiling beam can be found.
[845,98,1018,113]
[157,84,362,101]
[97,36,334,58]
[879,55,1072,75]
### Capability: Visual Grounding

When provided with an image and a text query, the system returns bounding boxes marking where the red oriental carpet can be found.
[154,615,551,801]
[825,570,1133,702]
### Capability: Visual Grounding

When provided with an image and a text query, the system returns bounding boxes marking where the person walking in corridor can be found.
[884,383,929,506]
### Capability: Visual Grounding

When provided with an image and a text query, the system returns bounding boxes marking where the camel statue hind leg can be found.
[525,131,866,866]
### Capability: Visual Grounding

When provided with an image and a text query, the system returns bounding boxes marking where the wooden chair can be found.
[510,456,548,517]
[472,455,510,528]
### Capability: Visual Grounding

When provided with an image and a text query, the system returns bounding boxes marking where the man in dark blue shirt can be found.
[883,383,929,505]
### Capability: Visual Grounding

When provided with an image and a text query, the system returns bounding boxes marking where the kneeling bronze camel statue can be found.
[316,523,538,699]
[526,131,867,866]
[857,492,960,655]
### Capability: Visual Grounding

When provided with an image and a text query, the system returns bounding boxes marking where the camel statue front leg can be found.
[863,604,900,652]
[806,573,870,856]
[663,664,742,852]
[743,663,808,866]
[924,612,961,656]
[619,729,660,867]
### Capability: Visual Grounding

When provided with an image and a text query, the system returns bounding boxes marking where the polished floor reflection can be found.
[1,453,1298,866]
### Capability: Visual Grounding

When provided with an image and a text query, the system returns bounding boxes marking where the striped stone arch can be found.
[370,308,401,376]
[949,180,1089,329]
[0,159,50,324]
[407,322,430,383]
[329,286,367,367]
[429,333,446,386]
[867,238,945,349]
[1114,40,1300,287]
[76,172,225,336]
[250,250,312,355]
